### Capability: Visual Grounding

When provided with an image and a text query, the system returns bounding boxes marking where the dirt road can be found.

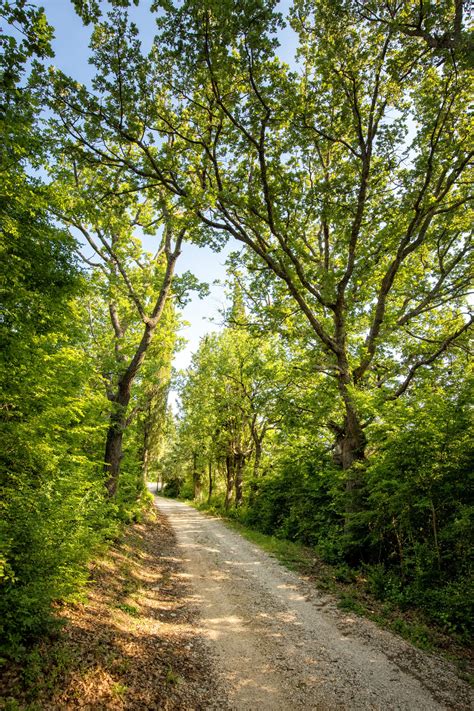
[155,496,472,711]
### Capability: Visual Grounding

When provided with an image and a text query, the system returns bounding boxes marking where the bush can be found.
[246,449,344,552]
[0,437,109,658]
[162,475,184,498]
[357,381,474,637]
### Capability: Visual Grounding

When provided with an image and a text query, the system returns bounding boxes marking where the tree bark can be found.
[333,411,367,471]
[103,234,183,497]
[104,404,128,498]
[207,460,213,504]
[103,324,160,497]
[192,451,202,500]
[104,362,139,496]
[141,404,151,485]
[235,453,245,507]
[225,454,235,510]
[253,438,263,478]
[248,437,262,508]
[331,397,367,564]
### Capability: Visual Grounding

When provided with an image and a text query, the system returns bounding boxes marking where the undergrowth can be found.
[190,499,473,682]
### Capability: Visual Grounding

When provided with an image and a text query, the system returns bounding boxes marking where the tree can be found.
[177,289,286,508]
[48,160,185,497]
[138,324,177,485]
[46,0,472,492]
[346,0,473,59]
[177,335,226,502]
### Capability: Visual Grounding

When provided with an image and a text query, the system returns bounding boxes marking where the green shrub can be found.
[246,449,344,550]
[0,446,109,658]
[162,475,184,498]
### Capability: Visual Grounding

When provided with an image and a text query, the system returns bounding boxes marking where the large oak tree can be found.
[47,0,472,486]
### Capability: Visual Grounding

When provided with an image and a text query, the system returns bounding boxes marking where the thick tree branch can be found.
[389,315,472,399]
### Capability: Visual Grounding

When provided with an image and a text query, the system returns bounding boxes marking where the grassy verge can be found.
[188,499,473,684]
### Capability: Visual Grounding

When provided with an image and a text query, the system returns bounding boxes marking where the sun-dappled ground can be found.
[1,496,472,710]
[0,506,228,710]
[155,496,473,711]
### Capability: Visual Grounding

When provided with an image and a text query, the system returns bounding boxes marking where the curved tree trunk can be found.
[103,234,183,498]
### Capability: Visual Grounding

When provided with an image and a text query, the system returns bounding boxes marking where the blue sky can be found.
[39,0,296,375]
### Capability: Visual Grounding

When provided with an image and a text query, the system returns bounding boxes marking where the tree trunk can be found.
[225,454,235,510]
[142,445,150,485]
[141,404,151,485]
[332,402,367,562]
[104,369,134,497]
[235,453,245,507]
[334,412,367,470]
[334,411,366,507]
[103,236,182,498]
[104,406,127,498]
[192,451,202,500]
[248,439,262,508]
[207,460,213,504]
[253,438,263,478]
[103,325,161,497]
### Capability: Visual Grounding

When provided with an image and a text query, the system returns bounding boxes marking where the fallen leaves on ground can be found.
[0,505,226,710]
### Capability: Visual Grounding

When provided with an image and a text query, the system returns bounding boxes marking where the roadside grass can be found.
[189,499,473,684]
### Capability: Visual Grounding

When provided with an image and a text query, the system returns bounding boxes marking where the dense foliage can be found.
[172,310,473,639]
[0,0,471,657]
[0,1,179,657]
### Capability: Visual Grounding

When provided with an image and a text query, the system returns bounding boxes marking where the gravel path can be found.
[155,496,472,711]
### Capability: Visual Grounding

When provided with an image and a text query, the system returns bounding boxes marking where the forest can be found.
[1,0,472,670]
